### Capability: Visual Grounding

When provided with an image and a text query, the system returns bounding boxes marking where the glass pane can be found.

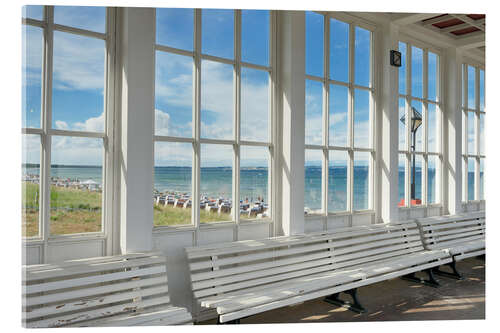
[155,51,193,137]
[22,25,43,129]
[50,136,103,235]
[480,113,484,155]
[467,158,475,201]
[428,103,438,153]
[399,98,406,151]
[428,52,438,102]
[354,89,370,148]
[52,31,105,132]
[353,152,370,210]
[200,144,233,223]
[305,150,323,215]
[411,46,423,99]
[23,5,43,20]
[154,142,192,226]
[242,10,269,66]
[202,9,233,59]
[22,135,41,238]
[468,111,475,155]
[330,18,349,82]
[398,154,406,206]
[354,26,370,87]
[241,68,269,142]
[54,6,106,33]
[480,69,485,111]
[240,146,270,220]
[305,12,324,77]
[411,100,423,152]
[468,65,476,109]
[480,159,484,200]
[328,150,348,212]
[156,8,193,50]
[201,60,233,140]
[428,155,438,204]
[329,84,348,147]
[398,42,406,95]
[305,80,323,145]
[410,154,422,206]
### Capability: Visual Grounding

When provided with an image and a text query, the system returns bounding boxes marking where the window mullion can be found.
[474,66,480,201]
[405,43,411,207]
[234,9,241,226]
[322,15,329,216]
[40,5,54,253]
[192,8,202,229]
[347,23,354,215]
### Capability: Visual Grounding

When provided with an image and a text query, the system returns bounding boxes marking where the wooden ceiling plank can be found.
[450,14,485,31]
[421,14,452,26]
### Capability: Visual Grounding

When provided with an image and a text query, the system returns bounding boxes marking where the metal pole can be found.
[411,131,416,200]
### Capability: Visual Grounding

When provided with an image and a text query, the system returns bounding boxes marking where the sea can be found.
[22,165,483,208]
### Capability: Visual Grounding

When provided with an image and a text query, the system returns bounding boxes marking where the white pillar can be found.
[118,8,155,253]
[278,11,305,236]
[378,22,400,223]
[443,47,463,215]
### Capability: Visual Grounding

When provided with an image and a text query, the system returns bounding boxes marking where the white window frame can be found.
[304,12,376,218]
[397,38,443,208]
[152,9,276,231]
[21,6,116,250]
[462,62,485,203]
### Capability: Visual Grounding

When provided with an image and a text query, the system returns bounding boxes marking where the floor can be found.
[199,257,485,324]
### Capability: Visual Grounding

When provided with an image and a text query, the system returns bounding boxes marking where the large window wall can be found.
[153,9,274,227]
[22,6,113,240]
[304,12,374,216]
[462,64,485,202]
[398,40,442,208]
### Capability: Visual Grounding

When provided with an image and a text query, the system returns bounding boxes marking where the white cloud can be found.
[55,120,69,130]
[52,31,105,91]
[72,112,105,132]
[155,109,170,136]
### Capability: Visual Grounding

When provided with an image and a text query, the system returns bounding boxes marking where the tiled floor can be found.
[199,257,485,324]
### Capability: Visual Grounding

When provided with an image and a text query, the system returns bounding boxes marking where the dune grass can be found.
[22,182,102,237]
[22,181,234,236]
[153,203,232,226]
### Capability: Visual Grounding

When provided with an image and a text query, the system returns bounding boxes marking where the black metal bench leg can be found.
[324,288,366,313]
[432,261,463,280]
[401,269,440,288]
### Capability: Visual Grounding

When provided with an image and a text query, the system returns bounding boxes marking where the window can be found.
[154,9,273,227]
[305,12,374,215]
[398,42,442,207]
[462,65,485,202]
[22,6,111,238]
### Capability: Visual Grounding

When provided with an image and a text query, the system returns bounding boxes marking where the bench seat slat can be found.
[74,306,192,327]
[24,252,163,274]
[24,256,166,281]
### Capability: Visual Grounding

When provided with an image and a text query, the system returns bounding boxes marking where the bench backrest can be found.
[186,220,424,302]
[416,212,485,250]
[22,252,172,328]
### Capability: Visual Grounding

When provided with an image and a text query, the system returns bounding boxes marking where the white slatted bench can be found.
[185,221,451,324]
[22,252,192,327]
[415,211,485,279]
